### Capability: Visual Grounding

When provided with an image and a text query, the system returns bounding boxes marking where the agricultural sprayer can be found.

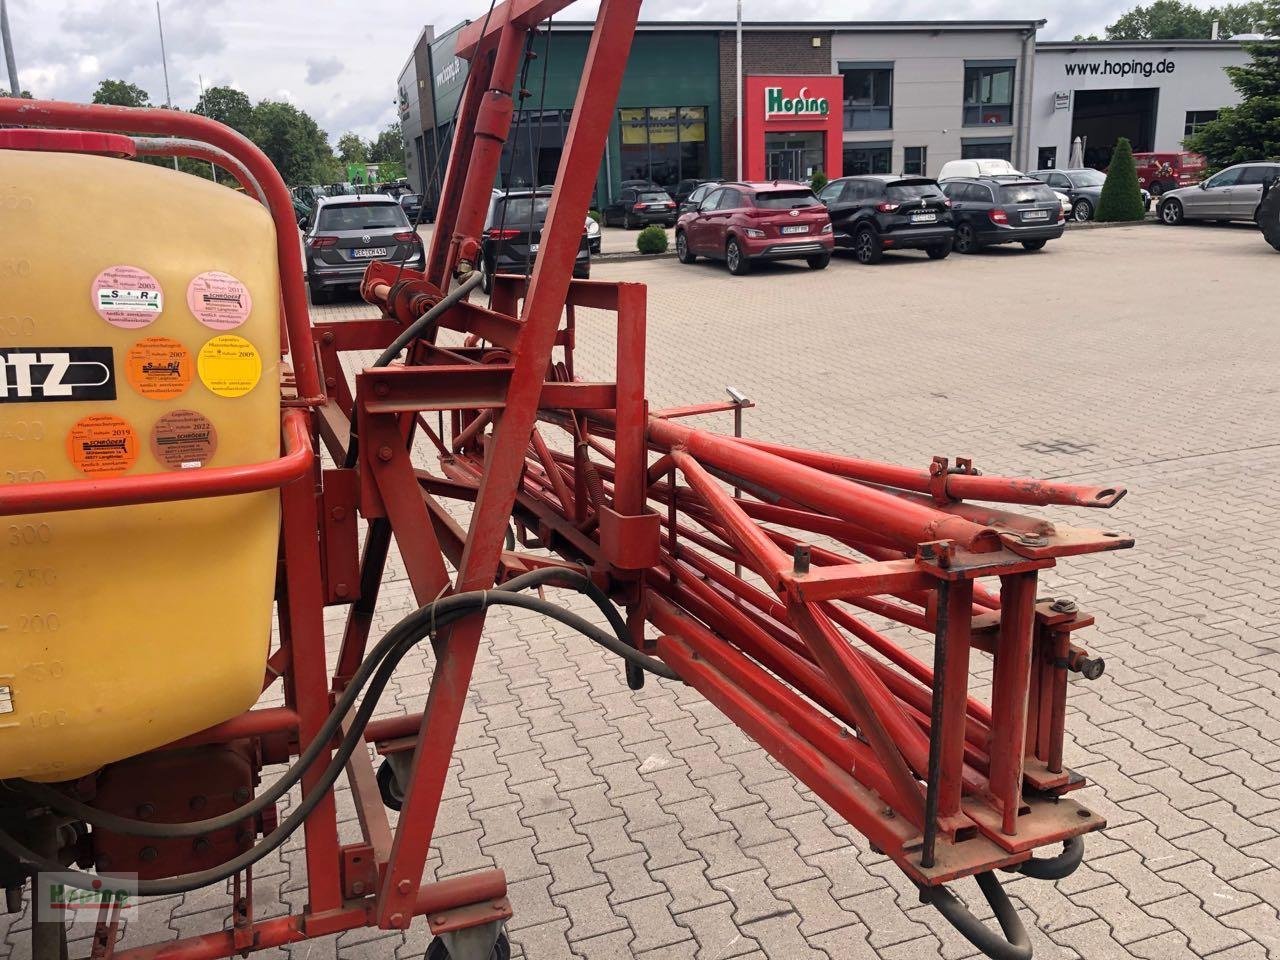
[0,0,1131,957]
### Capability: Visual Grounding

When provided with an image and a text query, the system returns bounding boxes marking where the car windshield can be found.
[639,192,670,202]
[1072,170,1106,186]
[401,194,421,203]
[999,183,1058,204]
[754,189,818,209]
[495,196,551,226]
[887,183,944,200]
[317,203,409,231]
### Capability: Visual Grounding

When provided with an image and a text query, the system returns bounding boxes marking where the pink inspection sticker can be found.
[187,271,252,330]
[92,266,164,329]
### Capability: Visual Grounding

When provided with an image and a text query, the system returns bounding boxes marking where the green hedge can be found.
[1096,138,1147,222]
[636,224,668,254]
[588,209,603,225]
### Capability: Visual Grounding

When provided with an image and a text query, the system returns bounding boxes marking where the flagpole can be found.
[156,2,178,169]
[1,0,20,97]
[735,0,743,180]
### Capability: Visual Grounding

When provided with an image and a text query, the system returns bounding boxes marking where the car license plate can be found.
[351,247,387,258]
[530,243,539,253]
[910,212,937,223]
[1023,210,1049,221]
[781,225,809,235]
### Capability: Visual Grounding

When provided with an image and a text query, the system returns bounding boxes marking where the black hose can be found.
[922,872,1033,960]
[1014,835,1084,881]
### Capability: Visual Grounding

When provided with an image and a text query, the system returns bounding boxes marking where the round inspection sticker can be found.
[66,414,139,477]
[92,265,163,329]
[150,410,218,470]
[187,271,252,330]
[197,335,261,398]
[125,336,193,400]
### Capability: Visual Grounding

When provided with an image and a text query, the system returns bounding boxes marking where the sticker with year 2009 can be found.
[92,265,163,329]
[150,409,217,470]
[197,335,261,398]
[66,413,139,476]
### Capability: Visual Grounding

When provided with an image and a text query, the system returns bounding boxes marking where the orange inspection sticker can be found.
[197,335,261,398]
[66,414,139,476]
[125,337,193,399]
[92,265,163,329]
[187,271,252,330]
[150,410,217,470]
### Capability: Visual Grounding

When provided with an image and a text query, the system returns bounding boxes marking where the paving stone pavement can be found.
[4,223,1278,959]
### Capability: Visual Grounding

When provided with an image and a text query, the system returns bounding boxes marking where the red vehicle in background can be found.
[1132,152,1207,195]
[675,181,833,275]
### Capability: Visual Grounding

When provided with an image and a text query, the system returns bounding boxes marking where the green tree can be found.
[1104,0,1268,39]
[1096,138,1147,221]
[368,124,403,164]
[249,100,336,186]
[336,132,368,164]
[194,85,253,133]
[91,79,151,107]
[1184,0,1280,169]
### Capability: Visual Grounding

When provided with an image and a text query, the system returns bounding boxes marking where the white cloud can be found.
[305,56,344,85]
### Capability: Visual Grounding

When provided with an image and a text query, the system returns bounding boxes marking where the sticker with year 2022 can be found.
[66,413,139,477]
[150,409,218,470]
[92,265,163,329]
[197,335,261,398]
[187,271,252,330]
[125,337,193,400]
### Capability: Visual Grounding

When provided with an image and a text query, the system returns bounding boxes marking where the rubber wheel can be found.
[308,279,329,305]
[675,230,696,264]
[726,238,750,275]
[425,930,511,960]
[954,222,980,254]
[1159,198,1184,225]
[377,758,404,812]
[623,212,634,230]
[479,264,492,294]
[1072,198,1093,222]
[806,252,831,270]
[853,226,882,264]
[1259,185,1280,252]
[926,242,952,260]
[1022,240,1047,251]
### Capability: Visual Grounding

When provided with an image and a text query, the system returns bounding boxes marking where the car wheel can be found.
[1022,240,1048,251]
[1159,198,1184,225]
[479,263,492,294]
[925,242,952,260]
[726,238,750,276]
[853,226,882,264]
[1072,198,1093,222]
[308,278,329,304]
[954,222,980,254]
[623,212,634,230]
[806,252,831,270]
[675,230,696,264]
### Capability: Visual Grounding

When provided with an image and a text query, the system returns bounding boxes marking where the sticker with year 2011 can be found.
[187,271,252,330]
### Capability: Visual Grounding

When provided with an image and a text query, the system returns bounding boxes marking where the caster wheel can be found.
[377,758,404,811]
[425,930,511,960]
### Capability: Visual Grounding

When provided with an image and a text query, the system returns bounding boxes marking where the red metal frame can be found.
[0,1,1131,953]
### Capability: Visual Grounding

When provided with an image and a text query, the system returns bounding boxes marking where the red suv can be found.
[1132,152,1207,196]
[675,181,833,275]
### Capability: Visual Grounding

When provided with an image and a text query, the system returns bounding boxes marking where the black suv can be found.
[481,190,590,293]
[818,175,954,263]
[603,187,678,229]
[940,176,1064,253]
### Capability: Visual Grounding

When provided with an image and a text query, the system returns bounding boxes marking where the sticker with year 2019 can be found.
[66,413,139,476]
[92,265,163,329]
[197,335,261,398]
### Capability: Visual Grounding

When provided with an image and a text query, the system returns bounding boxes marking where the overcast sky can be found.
[10,0,1155,142]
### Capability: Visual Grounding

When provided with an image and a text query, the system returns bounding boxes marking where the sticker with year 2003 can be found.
[125,337,192,400]
[92,265,163,329]
[150,409,218,470]
[197,335,261,398]
[187,271,252,330]
[66,413,139,476]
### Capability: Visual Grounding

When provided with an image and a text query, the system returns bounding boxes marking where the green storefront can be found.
[426,24,722,206]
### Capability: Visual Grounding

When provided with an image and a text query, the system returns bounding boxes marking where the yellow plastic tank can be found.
[0,148,282,782]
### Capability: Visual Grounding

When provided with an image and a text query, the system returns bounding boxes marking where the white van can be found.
[936,159,1020,181]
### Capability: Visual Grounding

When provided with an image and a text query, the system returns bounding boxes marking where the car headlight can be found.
[585,217,600,238]
[744,228,764,239]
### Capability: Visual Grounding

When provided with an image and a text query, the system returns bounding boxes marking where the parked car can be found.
[1030,169,1150,222]
[939,177,1065,253]
[586,214,602,254]
[1157,162,1280,225]
[937,158,1020,181]
[303,195,423,302]
[603,187,678,229]
[674,181,833,275]
[673,178,723,206]
[818,175,954,263]
[1133,151,1207,196]
[480,189,590,292]
[679,181,723,215]
[399,193,427,222]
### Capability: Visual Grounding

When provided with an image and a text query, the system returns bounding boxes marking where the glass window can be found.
[999,183,1058,204]
[493,195,552,226]
[887,182,944,200]
[1046,172,1071,189]
[818,181,844,203]
[964,65,1015,127]
[903,146,926,176]
[1237,165,1280,185]
[753,189,820,209]
[1184,110,1219,137]
[843,145,891,176]
[1071,170,1106,187]
[616,106,708,191]
[716,189,743,210]
[840,66,892,131]
[317,202,409,231]
[961,139,1012,161]
[1206,167,1244,188]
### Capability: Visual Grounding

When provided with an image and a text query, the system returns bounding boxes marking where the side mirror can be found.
[1198,181,1207,190]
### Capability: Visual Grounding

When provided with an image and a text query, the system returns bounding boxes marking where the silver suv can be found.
[1158,162,1280,226]
[302,194,423,302]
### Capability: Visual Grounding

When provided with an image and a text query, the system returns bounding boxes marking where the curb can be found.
[596,250,676,263]
[1065,214,1158,230]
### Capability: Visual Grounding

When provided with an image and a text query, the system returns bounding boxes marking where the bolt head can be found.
[377,445,394,462]
[330,506,347,521]
[397,879,412,895]
[374,381,390,397]
[351,881,365,895]
[139,846,158,862]
[136,802,155,818]
[335,583,350,598]
[391,912,406,927]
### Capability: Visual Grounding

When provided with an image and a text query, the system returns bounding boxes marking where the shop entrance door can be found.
[765,133,825,182]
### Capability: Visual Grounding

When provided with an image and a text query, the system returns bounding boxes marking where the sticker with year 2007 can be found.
[92,266,163,329]
[150,409,217,470]
[125,337,192,400]
[197,335,261,398]
[66,413,139,476]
